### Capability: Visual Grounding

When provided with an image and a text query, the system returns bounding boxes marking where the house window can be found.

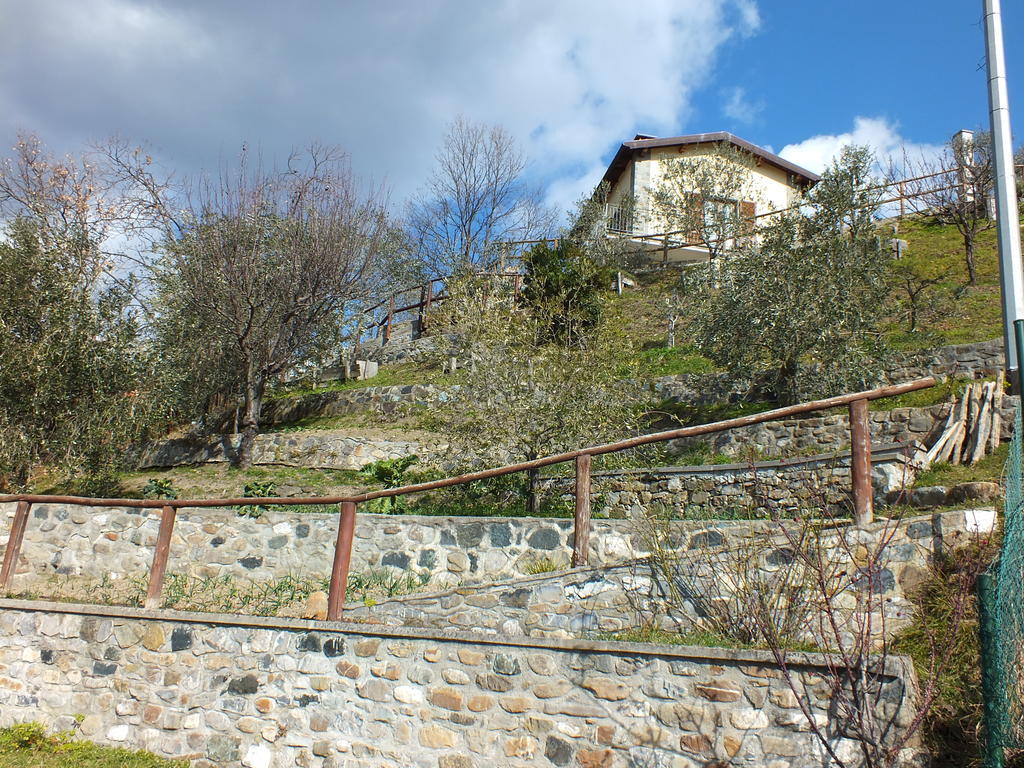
[702,197,738,228]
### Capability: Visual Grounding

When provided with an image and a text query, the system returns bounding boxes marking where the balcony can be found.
[605,204,633,234]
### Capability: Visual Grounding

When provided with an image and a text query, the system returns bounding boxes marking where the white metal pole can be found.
[983,0,1024,378]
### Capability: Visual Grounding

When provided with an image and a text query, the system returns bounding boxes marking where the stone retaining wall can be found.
[0,601,924,767]
[0,504,650,592]
[133,431,916,519]
[359,333,437,365]
[344,508,991,640]
[546,442,917,518]
[1,444,917,595]
[260,383,447,427]
[135,431,447,472]
[886,338,1005,382]
[669,399,1018,459]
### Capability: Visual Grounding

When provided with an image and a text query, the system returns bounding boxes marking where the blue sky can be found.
[704,2,1024,170]
[0,1,1020,220]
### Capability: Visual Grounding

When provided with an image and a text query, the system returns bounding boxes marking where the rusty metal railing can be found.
[0,377,935,620]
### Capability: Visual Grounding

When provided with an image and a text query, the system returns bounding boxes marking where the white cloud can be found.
[779,116,944,174]
[0,0,763,221]
[722,86,762,125]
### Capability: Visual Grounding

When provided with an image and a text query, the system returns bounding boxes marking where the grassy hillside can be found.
[883,217,1007,349]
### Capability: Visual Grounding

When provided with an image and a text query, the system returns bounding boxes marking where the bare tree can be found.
[753,508,993,768]
[652,140,763,270]
[407,117,555,275]
[154,145,396,467]
[890,132,994,284]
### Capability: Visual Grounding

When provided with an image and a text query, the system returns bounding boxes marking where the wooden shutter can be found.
[739,200,756,236]
[686,193,704,245]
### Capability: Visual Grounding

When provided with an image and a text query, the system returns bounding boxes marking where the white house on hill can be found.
[602,131,820,263]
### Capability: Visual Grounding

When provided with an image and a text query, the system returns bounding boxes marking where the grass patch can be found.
[914,442,1009,488]
[884,217,1011,348]
[635,346,715,377]
[599,625,819,652]
[891,543,1000,768]
[868,375,980,412]
[0,722,186,768]
[7,568,431,615]
[68,464,374,503]
[266,361,449,401]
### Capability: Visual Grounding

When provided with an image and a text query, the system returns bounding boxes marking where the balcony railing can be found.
[605,204,633,234]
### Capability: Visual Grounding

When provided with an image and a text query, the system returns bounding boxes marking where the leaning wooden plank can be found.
[969,382,995,465]
[989,371,1005,453]
[932,391,967,465]
[939,420,966,465]
[957,383,982,464]
[940,389,971,465]
[924,399,960,466]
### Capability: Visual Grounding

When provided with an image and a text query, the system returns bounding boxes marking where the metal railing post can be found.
[145,504,177,609]
[327,501,357,620]
[0,501,31,593]
[573,454,592,567]
[848,398,874,526]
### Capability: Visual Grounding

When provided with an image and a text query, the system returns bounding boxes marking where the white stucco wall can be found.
[605,141,810,262]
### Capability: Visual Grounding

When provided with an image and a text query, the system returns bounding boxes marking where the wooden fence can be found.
[0,378,935,621]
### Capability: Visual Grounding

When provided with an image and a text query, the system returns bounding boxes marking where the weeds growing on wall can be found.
[7,568,431,615]
[0,721,188,767]
[633,503,819,647]
[522,555,567,575]
[891,543,1000,768]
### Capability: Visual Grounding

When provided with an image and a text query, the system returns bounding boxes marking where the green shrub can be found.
[0,722,52,751]
[235,480,276,518]
[360,456,418,513]
[142,477,177,500]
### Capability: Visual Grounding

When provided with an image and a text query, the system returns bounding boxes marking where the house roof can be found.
[601,131,821,188]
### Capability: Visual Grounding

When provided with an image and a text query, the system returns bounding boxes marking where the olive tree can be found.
[152,146,397,468]
[0,136,158,490]
[433,272,645,516]
[686,145,892,404]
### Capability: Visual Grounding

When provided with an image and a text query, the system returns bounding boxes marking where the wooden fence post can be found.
[145,505,177,609]
[849,398,874,526]
[327,501,357,620]
[0,501,31,593]
[422,281,434,334]
[383,297,395,344]
[573,455,592,567]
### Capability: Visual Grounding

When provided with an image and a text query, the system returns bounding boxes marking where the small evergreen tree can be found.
[0,218,154,490]
[520,239,604,345]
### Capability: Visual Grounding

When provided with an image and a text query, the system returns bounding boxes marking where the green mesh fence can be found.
[981,405,1024,766]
